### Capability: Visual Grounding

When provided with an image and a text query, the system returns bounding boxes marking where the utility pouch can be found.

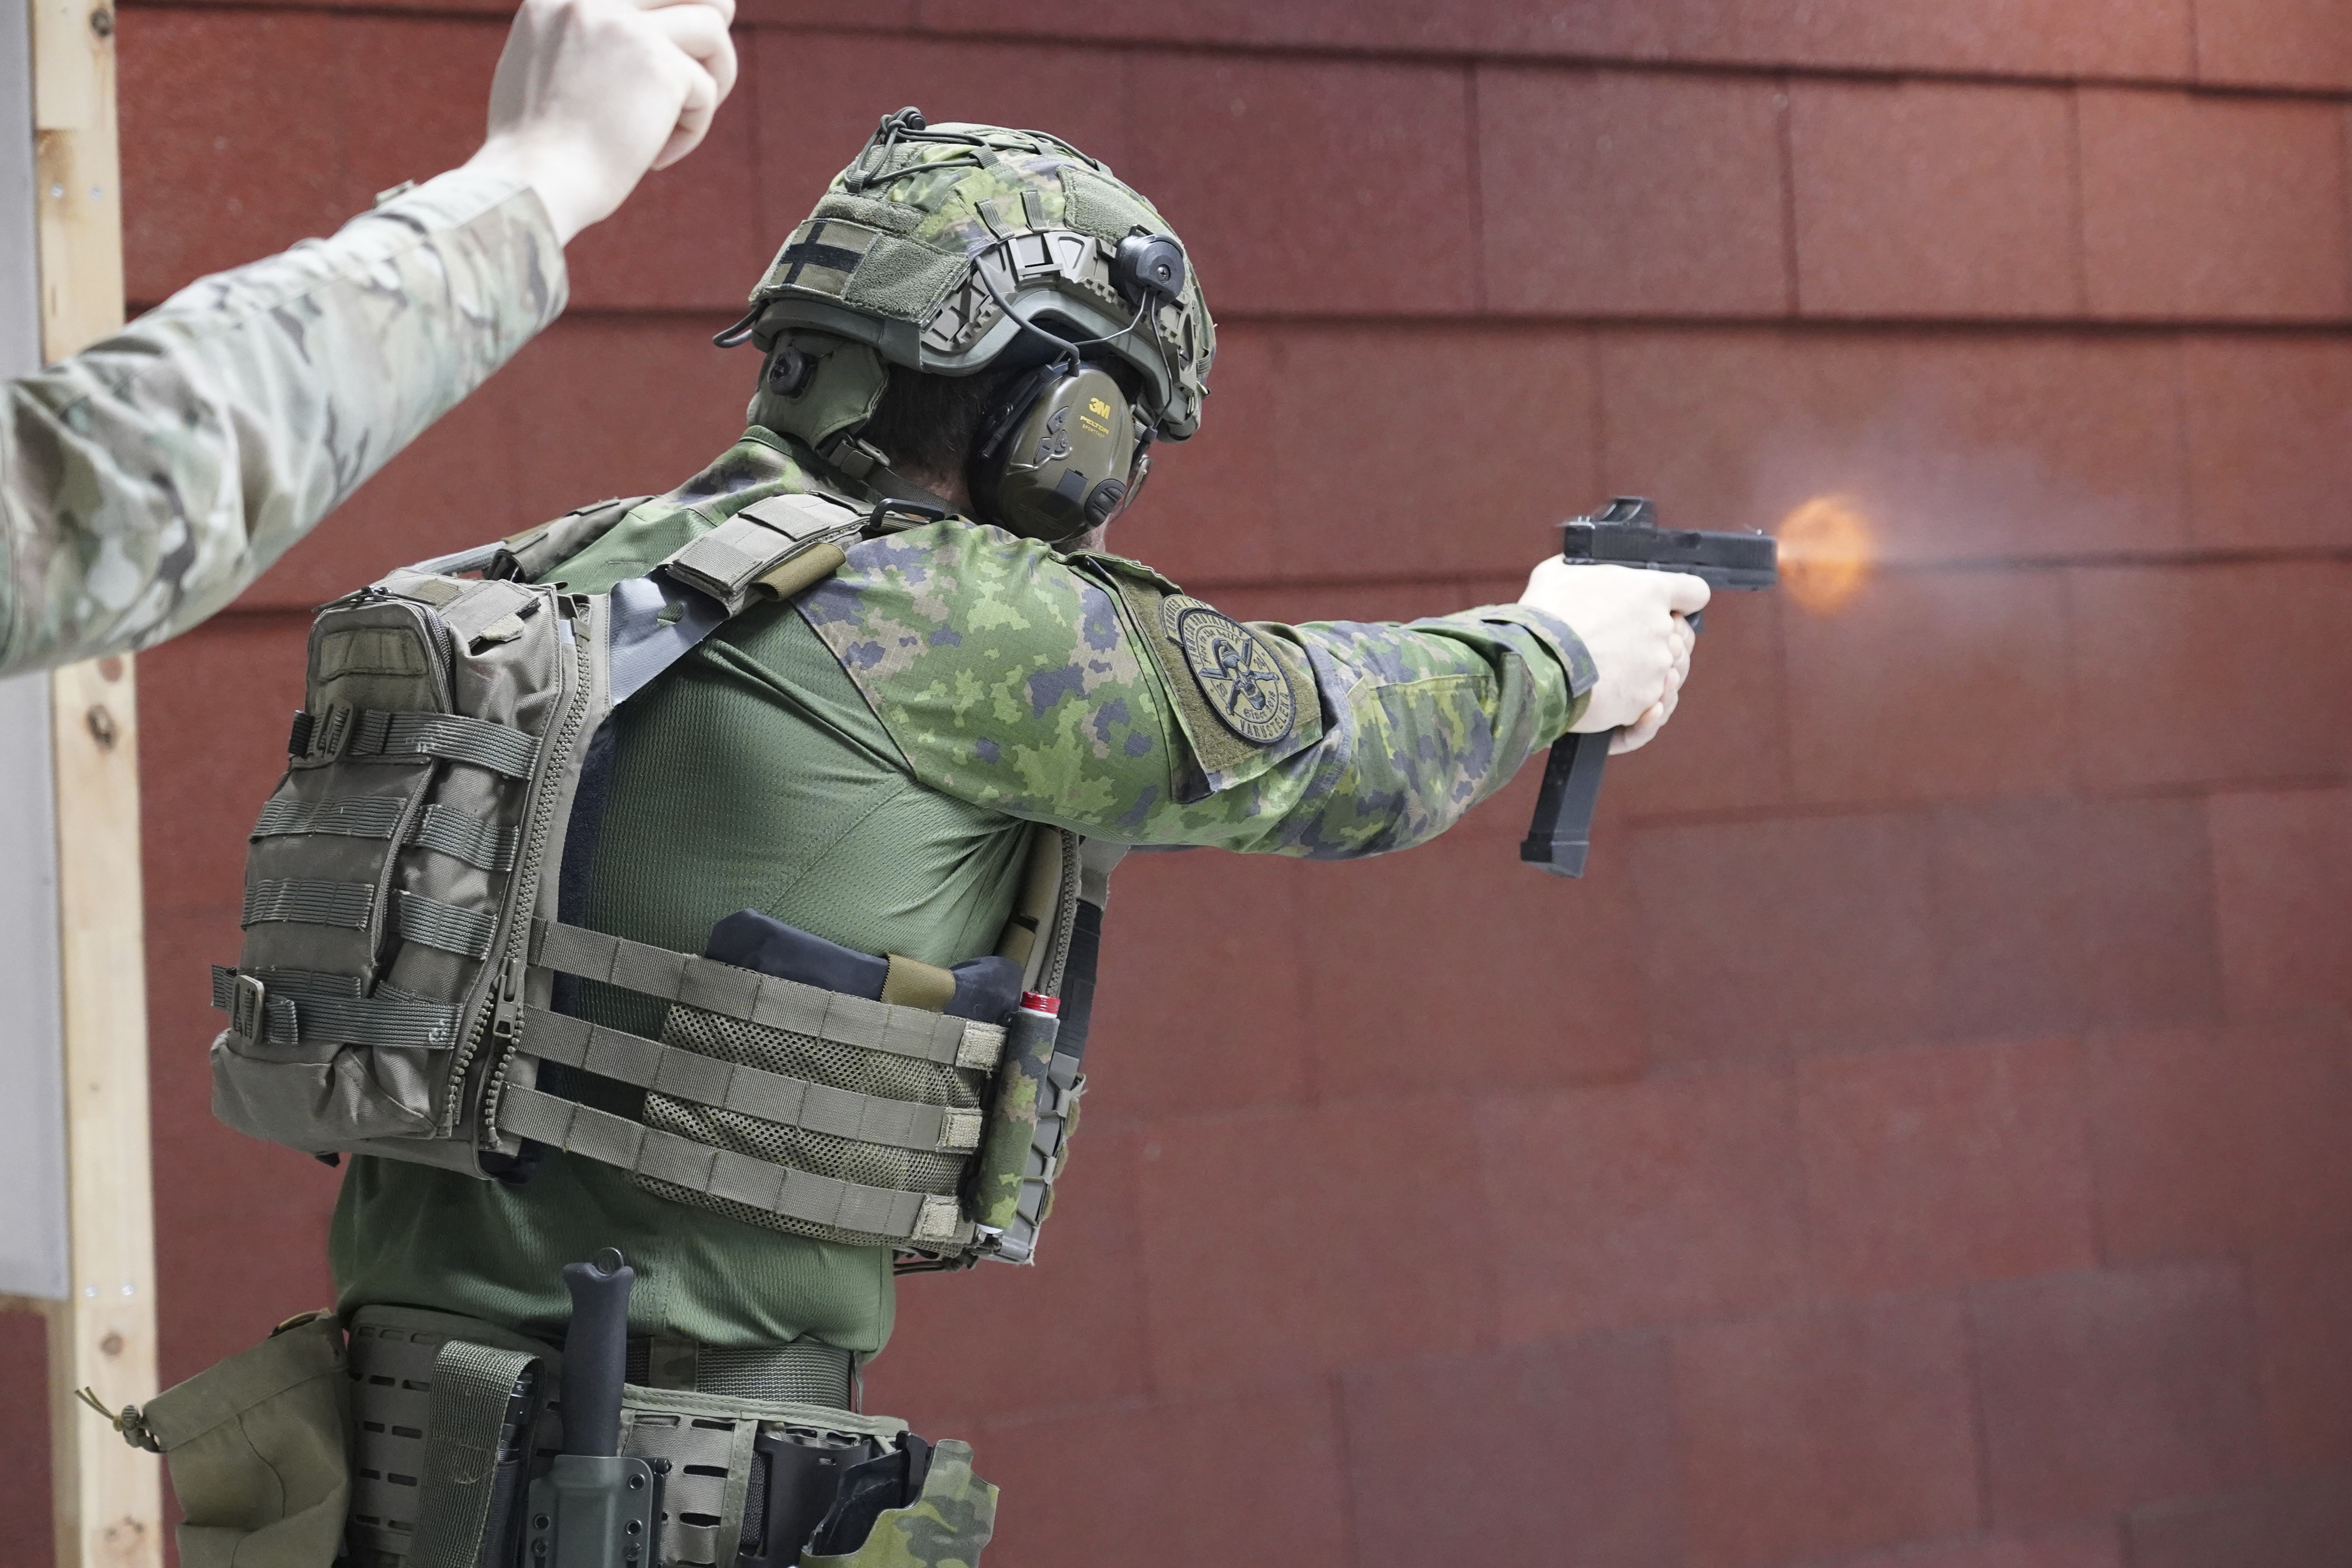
[100,1312,350,1568]
[799,1437,996,1568]
[211,568,590,1171]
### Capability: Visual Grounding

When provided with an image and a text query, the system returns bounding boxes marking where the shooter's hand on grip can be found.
[1519,558,1709,755]
[1516,496,1772,876]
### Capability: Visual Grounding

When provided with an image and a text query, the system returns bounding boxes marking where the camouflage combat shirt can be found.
[331,428,1596,1352]
[0,168,565,672]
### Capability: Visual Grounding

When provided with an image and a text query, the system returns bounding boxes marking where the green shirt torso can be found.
[328,429,1590,1353]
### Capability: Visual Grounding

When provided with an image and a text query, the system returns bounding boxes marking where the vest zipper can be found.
[442,589,595,1143]
[1039,828,1083,998]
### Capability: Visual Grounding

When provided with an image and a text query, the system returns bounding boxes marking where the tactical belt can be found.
[626,1337,853,1408]
[347,1305,882,1568]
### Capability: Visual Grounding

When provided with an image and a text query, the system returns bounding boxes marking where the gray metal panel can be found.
[0,0,35,378]
[0,674,67,1300]
[0,0,68,1301]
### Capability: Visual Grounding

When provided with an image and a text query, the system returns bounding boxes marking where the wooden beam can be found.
[29,0,163,1560]
[48,659,159,1568]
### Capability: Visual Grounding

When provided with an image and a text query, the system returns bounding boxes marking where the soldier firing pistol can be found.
[1520,497,1778,877]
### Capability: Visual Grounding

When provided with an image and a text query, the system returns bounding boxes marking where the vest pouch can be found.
[213,572,596,1172]
[965,829,1110,1266]
[799,1437,996,1568]
[108,1312,351,1568]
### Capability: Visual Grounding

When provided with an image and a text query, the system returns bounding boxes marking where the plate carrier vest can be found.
[208,491,1105,1266]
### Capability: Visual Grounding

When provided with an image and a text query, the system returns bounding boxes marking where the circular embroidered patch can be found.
[1176,607,1295,745]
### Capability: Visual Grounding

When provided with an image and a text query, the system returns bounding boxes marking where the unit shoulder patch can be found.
[1162,595,1295,745]
[1071,555,1320,800]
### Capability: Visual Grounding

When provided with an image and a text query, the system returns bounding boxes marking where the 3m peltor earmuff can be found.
[966,231,1191,543]
[968,362,1142,542]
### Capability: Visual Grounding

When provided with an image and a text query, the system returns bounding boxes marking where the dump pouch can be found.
[111,1313,350,1568]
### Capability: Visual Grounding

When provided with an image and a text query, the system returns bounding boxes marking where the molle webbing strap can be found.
[253,796,520,873]
[405,1340,538,1568]
[242,876,372,931]
[211,965,462,1048]
[530,920,1004,1072]
[253,794,407,840]
[517,1006,983,1154]
[342,710,538,779]
[395,895,499,961]
[497,1085,969,1247]
[242,879,501,961]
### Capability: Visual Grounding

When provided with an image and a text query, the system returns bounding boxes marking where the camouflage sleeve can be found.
[798,524,1595,858]
[0,167,567,673]
[1179,601,1595,855]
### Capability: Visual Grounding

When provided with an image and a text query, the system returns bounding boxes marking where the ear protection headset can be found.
[966,232,1190,544]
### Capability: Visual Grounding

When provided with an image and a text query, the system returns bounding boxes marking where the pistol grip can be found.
[1519,728,1611,878]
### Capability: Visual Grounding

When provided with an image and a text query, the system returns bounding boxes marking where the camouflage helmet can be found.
[732,110,1215,446]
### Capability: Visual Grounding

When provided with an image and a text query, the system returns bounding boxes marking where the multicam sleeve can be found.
[0,167,567,674]
[797,526,1594,858]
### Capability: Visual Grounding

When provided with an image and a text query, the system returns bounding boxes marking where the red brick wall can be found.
[17,4,2352,1565]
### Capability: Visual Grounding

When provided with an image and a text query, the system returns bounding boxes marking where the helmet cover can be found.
[741,111,1215,442]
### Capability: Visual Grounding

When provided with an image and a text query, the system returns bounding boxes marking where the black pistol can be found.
[526,1249,667,1568]
[1520,497,1777,877]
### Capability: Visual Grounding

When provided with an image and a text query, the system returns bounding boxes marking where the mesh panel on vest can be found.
[637,1002,983,1245]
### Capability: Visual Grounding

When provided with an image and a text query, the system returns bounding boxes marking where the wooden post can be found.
[29,0,163,1560]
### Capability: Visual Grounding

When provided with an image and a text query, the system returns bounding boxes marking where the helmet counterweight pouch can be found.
[209,489,1112,1264]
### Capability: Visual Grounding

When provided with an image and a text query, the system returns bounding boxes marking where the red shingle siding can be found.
[37,7,2349,1565]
